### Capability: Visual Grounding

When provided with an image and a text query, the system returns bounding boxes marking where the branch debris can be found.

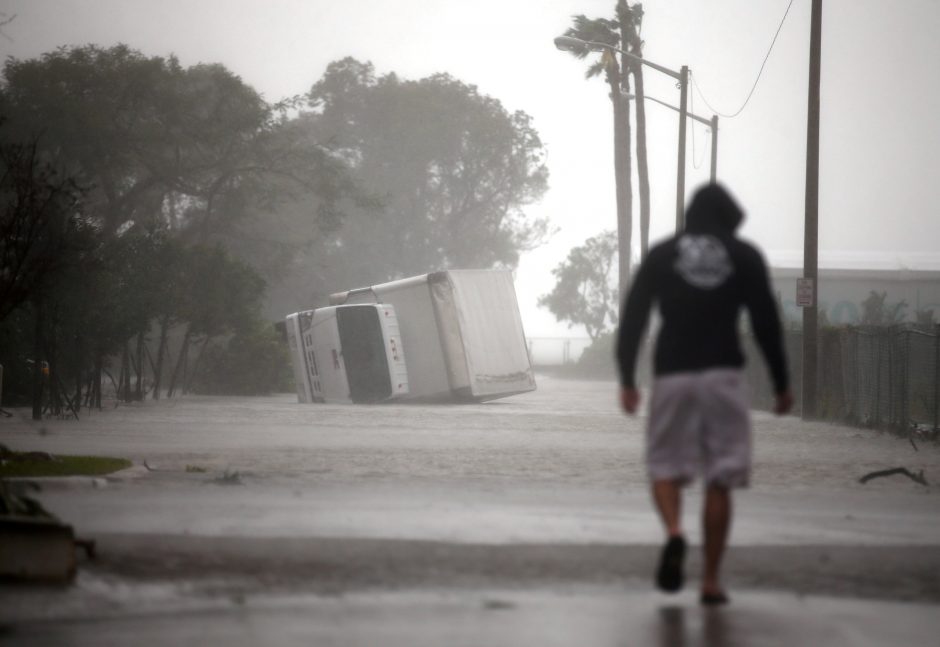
[859,467,928,486]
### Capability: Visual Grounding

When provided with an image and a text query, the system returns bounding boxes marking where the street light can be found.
[554,35,690,231]
[623,91,718,183]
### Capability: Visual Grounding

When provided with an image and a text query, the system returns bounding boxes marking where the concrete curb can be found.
[105,463,151,481]
[0,517,76,582]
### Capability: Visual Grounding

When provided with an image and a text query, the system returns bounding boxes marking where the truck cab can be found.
[286,304,409,404]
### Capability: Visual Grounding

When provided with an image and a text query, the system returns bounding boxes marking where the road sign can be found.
[796,278,815,308]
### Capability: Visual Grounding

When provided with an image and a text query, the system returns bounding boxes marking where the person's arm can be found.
[616,256,656,412]
[742,246,792,414]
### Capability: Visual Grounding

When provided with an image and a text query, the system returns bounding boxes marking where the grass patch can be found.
[0,454,132,478]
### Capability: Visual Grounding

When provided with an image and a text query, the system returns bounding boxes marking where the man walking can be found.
[616,184,793,605]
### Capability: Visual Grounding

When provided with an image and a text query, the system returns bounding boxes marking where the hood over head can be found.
[685,184,744,234]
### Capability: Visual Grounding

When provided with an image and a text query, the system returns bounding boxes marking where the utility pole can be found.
[613,80,633,305]
[802,0,822,419]
[709,115,718,184]
[635,94,717,184]
[676,65,689,231]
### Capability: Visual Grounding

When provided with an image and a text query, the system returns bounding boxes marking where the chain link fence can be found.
[526,337,592,367]
[526,326,939,437]
[745,325,940,435]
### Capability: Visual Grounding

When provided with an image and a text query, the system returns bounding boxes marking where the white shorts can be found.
[646,368,752,488]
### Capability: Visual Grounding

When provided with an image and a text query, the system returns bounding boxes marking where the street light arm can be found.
[554,34,692,228]
[623,92,717,183]
[642,94,713,128]
[554,36,681,80]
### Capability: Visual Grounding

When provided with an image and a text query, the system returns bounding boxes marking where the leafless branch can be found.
[859,467,928,486]
[0,13,16,43]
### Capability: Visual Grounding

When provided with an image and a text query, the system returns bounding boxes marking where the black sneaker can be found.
[700,591,729,606]
[655,535,686,593]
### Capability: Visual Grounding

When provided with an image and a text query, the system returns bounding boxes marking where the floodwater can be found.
[1,375,938,645]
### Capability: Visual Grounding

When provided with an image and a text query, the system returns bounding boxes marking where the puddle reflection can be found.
[656,605,732,647]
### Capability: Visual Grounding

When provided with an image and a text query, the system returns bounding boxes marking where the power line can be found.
[692,0,796,119]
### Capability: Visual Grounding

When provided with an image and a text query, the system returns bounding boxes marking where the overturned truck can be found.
[286,269,536,403]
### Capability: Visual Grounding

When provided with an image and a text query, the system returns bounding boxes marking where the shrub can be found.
[190,322,292,395]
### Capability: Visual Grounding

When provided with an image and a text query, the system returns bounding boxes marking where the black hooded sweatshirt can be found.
[616,185,789,394]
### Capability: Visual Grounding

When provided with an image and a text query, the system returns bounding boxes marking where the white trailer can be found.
[330,269,535,402]
[285,304,409,404]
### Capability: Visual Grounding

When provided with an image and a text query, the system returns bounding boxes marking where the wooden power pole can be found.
[802,0,822,419]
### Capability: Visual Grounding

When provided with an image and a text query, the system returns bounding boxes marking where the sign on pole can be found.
[796,278,815,308]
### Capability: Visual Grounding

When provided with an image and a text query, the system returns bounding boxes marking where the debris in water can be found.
[859,467,928,486]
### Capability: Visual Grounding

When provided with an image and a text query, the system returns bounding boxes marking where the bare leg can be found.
[652,479,686,592]
[702,484,731,595]
[651,479,683,537]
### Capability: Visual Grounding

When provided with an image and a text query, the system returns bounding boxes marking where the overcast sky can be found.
[2,0,938,336]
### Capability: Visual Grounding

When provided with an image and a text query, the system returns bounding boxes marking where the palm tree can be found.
[561,14,633,301]
[620,2,652,260]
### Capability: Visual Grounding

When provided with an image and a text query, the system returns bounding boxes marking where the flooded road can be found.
[1,375,938,645]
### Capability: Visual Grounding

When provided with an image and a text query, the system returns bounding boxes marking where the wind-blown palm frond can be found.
[586,61,606,79]
[570,15,620,42]
[562,14,621,60]
[556,2,637,293]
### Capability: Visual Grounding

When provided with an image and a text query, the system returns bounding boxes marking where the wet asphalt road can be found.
[1,375,939,645]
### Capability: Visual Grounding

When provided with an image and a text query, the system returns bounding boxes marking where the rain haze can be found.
[3,0,939,335]
[1,1,940,645]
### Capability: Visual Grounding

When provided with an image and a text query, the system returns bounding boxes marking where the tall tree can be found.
[538,230,618,341]
[165,245,266,397]
[305,58,550,288]
[139,62,289,243]
[0,137,90,322]
[0,139,95,419]
[211,112,370,317]
[2,45,356,256]
[1,45,176,235]
[620,2,652,260]
[561,13,633,299]
[0,45,363,402]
